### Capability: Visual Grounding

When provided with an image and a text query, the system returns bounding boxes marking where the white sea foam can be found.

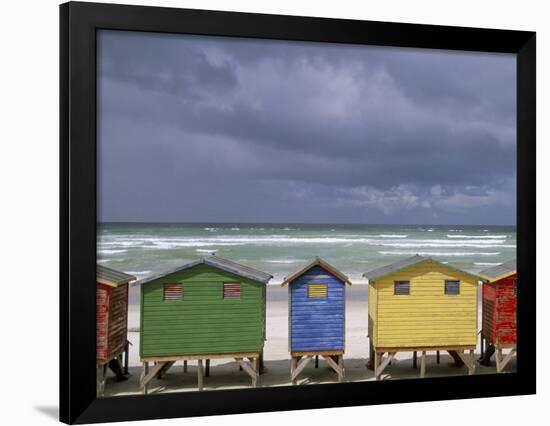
[98,249,128,255]
[474,262,501,266]
[378,251,501,257]
[266,259,305,264]
[231,228,240,231]
[98,234,515,250]
[447,235,507,239]
[196,249,217,253]
[375,241,515,249]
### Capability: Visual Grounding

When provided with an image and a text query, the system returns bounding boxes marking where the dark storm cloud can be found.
[98,31,516,224]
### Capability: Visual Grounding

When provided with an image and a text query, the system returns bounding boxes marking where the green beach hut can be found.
[136,256,272,392]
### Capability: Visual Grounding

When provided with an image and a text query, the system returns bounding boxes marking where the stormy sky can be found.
[97,30,516,225]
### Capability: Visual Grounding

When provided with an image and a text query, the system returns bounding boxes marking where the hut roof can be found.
[363,254,481,282]
[281,257,352,286]
[478,259,517,282]
[96,265,136,287]
[134,256,273,286]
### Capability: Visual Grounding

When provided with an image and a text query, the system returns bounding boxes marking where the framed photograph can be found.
[60,1,536,424]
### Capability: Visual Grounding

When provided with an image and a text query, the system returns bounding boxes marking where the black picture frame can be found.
[60,1,536,424]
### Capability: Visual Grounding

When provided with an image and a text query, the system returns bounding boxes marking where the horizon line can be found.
[97,220,516,227]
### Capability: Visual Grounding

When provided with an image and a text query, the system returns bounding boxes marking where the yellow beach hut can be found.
[364,255,481,380]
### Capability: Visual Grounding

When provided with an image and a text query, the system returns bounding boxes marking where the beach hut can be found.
[281,257,352,384]
[96,265,136,395]
[363,255,481,380]
[136,256,272,392]
[478,259,517,372]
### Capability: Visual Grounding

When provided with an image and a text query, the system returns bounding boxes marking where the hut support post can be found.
[322,355,344,382]
[291,356,312,384]
[123,342,129,375]
[420,351,426,378]
[495,348,516,373]
[235,357,259,387]
[183,360,187,373]
[413,351,417,369]
[315,355,319,368]
[259,350,265,374]
[96,364,107,397]
[374,351,381,380]
[436,350,440,364]
[197,360,204,391]
[140,362,149,395]
[291,357,298,385]
[205,359,210,377]
[455,350,476,375]
[374,352,395,380]
[140,361,168,393]
[366,338,374,370]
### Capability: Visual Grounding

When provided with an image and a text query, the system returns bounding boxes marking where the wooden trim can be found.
[374,345,475,353]
[142,352,260,362]
[291,350,343,357]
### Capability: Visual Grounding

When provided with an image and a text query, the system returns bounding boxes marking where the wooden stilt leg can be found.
[496,348,503,373]
[252,358,258,387]
[291,357,298,385]
[197,360,204,391]
[375,352,381,380]
[156,362,163,379]
[97,364,107,397]
[436,350,440,364]
[315,355,319,368]
[183,360,187,373]
[143,362,149,395]
[413,351,417,369]
[420,351,426,378]
[123,342,129,375]
[205,359,210,377]
[366,339,374,369]
[259,350,265,374]
[338,355,344,381]
[469,349,475,375]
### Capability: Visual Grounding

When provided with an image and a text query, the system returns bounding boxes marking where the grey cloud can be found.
[98,30,516,225]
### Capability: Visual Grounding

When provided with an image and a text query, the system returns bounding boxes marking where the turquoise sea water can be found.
[97,223,516,284]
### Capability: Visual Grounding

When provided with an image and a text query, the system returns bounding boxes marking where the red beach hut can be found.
[96,265,136,395]
[478,259,516,372]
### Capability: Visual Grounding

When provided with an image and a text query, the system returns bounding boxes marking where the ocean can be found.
[97,223,516,284]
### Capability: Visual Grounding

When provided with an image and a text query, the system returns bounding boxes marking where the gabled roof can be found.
[133,256,273,286]
[478,259,516,282]
[363,255,481,283]
[97,265,136,287]
[281,257,352,286]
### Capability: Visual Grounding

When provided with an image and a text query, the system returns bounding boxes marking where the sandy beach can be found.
[103,284,515,397]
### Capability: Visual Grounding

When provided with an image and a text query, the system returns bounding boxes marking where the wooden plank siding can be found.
[371,262,478,349]
[368,281,377,343]
[96,284,110,362]
[140,264,266,357]
[96,282,129,363]
[107,283,129,358]
[289,266,346,352]
[483,275,516,346]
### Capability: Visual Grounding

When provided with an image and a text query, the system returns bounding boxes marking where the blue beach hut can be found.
[281,257,352,383]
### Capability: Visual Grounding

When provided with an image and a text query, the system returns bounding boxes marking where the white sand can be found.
[103,284,515,397]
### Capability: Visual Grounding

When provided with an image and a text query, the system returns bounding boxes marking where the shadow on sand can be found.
[102,352,516,397]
